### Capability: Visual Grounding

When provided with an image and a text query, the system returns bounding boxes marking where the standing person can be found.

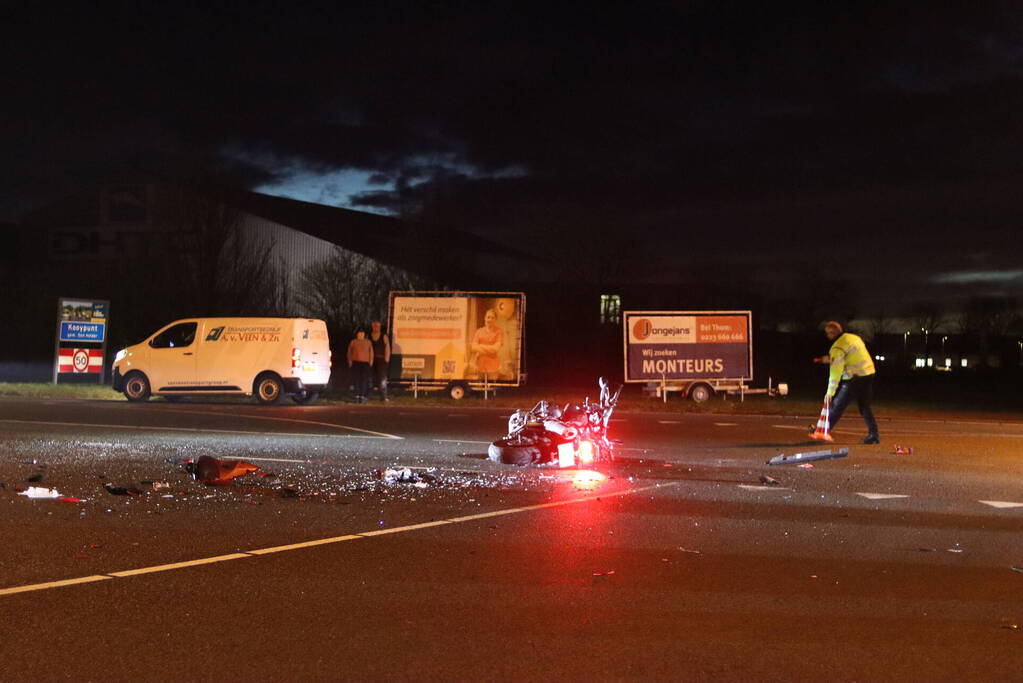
[347,328,373,403]
[811,321,880,444]
[469,308,504,378]
[369,320,390,402]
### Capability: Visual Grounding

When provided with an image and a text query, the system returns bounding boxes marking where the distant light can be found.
[961,358,968,368]
[915,358,926,368]
[927,358,933,367]
[945,358,951,367]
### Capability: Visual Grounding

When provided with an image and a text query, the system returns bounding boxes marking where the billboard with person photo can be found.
[389,291,525,386]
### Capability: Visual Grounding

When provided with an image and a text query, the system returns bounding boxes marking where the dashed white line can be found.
[434,439,491,444]
[737,484,790,491]
[0,418,398,440]
[978,500,1023,509]
[857,492,910,500]
[158,407,402,439]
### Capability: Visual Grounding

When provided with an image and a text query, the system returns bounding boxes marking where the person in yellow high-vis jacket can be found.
[811,321,880,444]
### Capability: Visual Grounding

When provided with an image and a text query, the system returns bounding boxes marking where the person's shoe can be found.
[861,435,880,444]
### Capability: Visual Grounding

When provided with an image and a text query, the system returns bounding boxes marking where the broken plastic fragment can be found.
[191,455,260,485]
[17,486,61,498]
[104,484,143,497]
[892,445,913,455]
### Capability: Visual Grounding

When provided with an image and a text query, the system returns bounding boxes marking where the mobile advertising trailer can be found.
[388,291,526,399]
[623,310,786,402]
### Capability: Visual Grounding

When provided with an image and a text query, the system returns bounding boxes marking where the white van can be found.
[111,318,331,405]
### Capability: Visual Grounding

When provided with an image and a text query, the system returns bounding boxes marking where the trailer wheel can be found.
[488,437,545,466]
[123,371,151,402]
[689,383,713,403]
[254,373,284,405]
[448,382,469,400]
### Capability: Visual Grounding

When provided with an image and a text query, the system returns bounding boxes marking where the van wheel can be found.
[689,383,713,403]
[123,372,151,402]
[449,382,469,400]
[255,373,284,405]
[291,390,319,405]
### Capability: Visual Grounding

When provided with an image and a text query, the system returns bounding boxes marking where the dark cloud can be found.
[5,1,1023,307]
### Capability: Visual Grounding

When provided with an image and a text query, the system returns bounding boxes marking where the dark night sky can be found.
[5,1,1023,312]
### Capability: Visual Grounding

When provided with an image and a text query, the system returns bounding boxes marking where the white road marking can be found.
[737,484,790,491]
[158,407,402,439]
[0,418,398,440]
[978,500,1023,509]
[658,420,680,424]
[857,492,910,500]
[772,424,858,435]
[714,422,738,427]
[0,481,677,598]
[434,439,491,444]
[772,424,1023,440]
[211,455,308,464]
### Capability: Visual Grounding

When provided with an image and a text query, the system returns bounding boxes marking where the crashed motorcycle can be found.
[488,377,622,467]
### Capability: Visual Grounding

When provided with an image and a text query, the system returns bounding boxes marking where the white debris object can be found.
[18,486,62,498]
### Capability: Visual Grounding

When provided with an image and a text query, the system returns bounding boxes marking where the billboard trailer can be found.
[388,291,526,399]
[623,310,787,402]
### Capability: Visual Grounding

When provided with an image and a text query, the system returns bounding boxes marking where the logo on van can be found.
[205,326,225,341]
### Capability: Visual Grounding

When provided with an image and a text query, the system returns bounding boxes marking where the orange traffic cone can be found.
[809,397,834,441]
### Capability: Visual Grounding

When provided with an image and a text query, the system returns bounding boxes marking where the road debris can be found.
[759,474,781,486]
[104,484,144,496]
[377,467,438,487]
[190,455,260,485]
[768,448,848,466]
[892,445,913,455]
[17,486,61,498]
[1011,566,1023,574]
[797,463,814,469]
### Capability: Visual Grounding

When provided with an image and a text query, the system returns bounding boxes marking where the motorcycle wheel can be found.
[488,437,545,466]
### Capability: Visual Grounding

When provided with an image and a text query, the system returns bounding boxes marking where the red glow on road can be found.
[571,469,607,490]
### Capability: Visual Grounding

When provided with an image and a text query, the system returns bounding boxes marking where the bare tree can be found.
[159,187,286,317]
[295,245,431,342]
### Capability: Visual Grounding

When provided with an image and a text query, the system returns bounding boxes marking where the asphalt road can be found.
[1,396,1022,681]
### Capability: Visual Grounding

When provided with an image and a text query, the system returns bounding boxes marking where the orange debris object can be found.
[193,455,260,485]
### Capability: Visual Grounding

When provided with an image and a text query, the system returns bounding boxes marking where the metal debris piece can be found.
[1011,566,1023,573]
[768,448,848,466]
[759,474,781,487]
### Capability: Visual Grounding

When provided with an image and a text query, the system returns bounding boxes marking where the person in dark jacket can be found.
[347,328,373,403]
[369,320,390,401]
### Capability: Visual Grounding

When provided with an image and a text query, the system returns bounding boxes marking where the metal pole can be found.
[661,374,666,403]
[413,373,419,399]
[484,373,489,400]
